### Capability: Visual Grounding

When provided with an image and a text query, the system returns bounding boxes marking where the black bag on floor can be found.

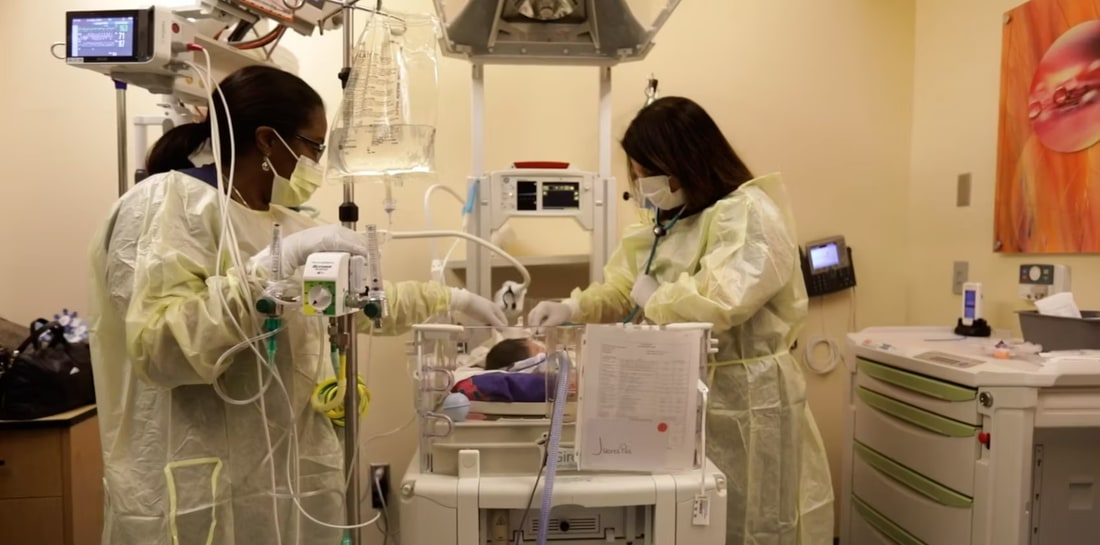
[0,319,95,420]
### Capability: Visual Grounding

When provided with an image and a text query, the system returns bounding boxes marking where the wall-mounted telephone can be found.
[800,235,856,297]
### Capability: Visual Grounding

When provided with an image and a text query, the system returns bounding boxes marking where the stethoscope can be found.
[622,206,685,323]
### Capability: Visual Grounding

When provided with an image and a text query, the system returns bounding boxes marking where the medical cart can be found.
[840,326,1100,545]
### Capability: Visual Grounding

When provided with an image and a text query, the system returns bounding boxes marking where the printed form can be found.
[577,325,701,472]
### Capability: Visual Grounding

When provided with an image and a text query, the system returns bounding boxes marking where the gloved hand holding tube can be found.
[450,288,507,327]
[526,299,579,327]
[248,224,371,278]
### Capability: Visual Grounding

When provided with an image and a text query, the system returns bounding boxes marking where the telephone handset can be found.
[800,235,856,297]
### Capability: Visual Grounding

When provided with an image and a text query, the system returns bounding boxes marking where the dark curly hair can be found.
[485,339,536,371]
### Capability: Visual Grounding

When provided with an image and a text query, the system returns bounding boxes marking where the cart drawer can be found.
[854,387,977,495]
[853,442,972,545]
[0,497,65,545]
[851,503,907,545]
[0,428,63,499]
[851,496,927,545]
[856,359,979,425]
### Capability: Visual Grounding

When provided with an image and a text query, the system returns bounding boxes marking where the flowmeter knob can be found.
[363,302,383,319]
[256,298,278,315]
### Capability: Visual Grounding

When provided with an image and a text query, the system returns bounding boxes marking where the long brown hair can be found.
[621,96,754,214]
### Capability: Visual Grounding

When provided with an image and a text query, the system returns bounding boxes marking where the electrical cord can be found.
[378,513,390,545]
[374,469,399,545]
[802,336,842,374]
[800,288,858,375]
[515,450,548,545]
[276,354,385,531]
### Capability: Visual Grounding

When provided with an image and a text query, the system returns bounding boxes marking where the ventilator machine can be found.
[59,1,726,544]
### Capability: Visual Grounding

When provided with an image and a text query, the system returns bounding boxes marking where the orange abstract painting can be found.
[995,0,1100,253]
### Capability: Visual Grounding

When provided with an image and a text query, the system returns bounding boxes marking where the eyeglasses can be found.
[295,134,326,155]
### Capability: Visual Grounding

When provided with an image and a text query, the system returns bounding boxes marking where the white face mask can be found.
[267,133,322,207]
[637,175,685,210]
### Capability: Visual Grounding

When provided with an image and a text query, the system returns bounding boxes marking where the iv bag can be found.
[328,12,439,183]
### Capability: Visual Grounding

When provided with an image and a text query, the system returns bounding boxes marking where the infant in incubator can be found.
[447,332,576,414]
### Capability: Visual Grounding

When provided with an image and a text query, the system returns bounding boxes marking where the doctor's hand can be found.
[630,273,660,308]
[450,288,507,328]
[249,224,370,277]
[527,300,579,327]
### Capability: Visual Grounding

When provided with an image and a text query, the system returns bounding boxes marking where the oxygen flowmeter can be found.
[300,225,388,325]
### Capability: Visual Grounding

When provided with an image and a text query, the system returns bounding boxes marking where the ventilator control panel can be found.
[800,235,857,297]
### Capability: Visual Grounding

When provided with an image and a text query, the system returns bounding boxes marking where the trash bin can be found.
[1017,310,1100,351]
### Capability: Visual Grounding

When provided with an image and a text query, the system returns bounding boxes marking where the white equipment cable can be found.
[187,47,287,545]
[801,290,858,375]
[385,229,532,290]
[189,46,386,539]
[423,184,471,285]
[698,380,708,495]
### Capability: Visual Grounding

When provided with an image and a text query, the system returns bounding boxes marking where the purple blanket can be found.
[453,373,548,402]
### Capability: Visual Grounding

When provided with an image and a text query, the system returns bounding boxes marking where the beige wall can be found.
[0,1,919,541]
[908,0,1100,329]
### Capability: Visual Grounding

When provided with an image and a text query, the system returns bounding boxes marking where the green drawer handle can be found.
[858,358,976,402]
[852,495,927,545]
[858,387,977,438]
[855,442,973,508]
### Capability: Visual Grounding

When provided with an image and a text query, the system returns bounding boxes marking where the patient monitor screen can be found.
[516,181,539,211]
[541,182,580,210]
[70,15,135,58]
[514,180,580,211]
[809,242,840,271]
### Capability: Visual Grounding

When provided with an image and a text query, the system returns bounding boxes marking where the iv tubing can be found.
[185,44,378,540]
[259,319,284,545]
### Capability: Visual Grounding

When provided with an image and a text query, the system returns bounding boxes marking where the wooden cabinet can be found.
[0,406,103,545]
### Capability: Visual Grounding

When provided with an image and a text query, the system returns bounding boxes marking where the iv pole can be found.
[114,80,129,197]
[337,2,363,544]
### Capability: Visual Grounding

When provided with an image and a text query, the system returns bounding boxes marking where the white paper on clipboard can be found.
[577,325,701,472]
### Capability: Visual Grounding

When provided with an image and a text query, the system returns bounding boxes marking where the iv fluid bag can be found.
[329,12,439,182]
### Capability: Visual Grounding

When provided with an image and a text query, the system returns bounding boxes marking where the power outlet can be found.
[952,261,969,295]
[370,463,391,510]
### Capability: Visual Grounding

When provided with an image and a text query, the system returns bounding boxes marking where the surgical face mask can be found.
[637,175,685,210]
[267,133,322,207]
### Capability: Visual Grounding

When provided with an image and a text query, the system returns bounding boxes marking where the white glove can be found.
[630,273,660,308]
[249,224,370,277]
[527,300,579,327]
[450,288,507,327]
